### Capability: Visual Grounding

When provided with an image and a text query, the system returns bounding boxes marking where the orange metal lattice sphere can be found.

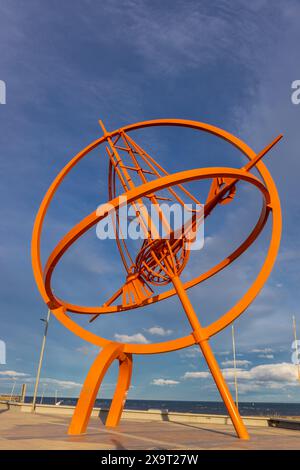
[32,119,282,440]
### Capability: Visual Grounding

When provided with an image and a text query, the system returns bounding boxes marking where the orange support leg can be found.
[106,353,133,427]
[172,275,249,440]
[68,342,124,435]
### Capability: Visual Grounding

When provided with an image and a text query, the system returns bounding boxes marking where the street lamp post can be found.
[292,315,300,383]
[9,379,16,401]
[232,324,239,409]
[31,309,51,412]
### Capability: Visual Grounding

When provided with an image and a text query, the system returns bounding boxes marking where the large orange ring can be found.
[32,120,281,355]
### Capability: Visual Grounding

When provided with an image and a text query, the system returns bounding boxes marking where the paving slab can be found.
[0,410,299,450]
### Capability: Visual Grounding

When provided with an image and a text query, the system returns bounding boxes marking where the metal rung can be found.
[114,145,139,154]
[141,168,156,176]
[119,164,156,176]
[145,194,173,201]
[112,135,121,145]
[120,164,141,171]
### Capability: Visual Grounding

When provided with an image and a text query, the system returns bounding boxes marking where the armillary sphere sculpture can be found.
[32,119,282,440]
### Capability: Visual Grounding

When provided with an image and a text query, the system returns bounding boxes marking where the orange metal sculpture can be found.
[32,119,282,440]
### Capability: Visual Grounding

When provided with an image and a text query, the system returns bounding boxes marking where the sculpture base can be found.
[68,343,132,435]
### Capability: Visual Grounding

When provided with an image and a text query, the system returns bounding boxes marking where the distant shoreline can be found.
[22,397,300,417]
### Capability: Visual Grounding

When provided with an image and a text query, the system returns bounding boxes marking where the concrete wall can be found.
[0,401,269,427]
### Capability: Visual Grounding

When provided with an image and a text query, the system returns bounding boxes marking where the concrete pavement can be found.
[0,410,299,450]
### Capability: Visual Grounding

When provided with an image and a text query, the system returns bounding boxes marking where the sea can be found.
[25,397,300,417]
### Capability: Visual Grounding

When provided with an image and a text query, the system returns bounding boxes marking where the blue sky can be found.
[0,0,300,403]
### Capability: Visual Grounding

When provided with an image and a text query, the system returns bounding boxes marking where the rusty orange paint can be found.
[31,119,282,440]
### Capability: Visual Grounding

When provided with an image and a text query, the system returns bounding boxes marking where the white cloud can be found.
[251,348,274,354]
[183,371,210,379]
[152,378,179,386]
[102,1,270,77]
[183,363,299,393]
[0,370,29,378]
[258,354,274,359]
[222,363,299,390]
[180,347,201,358]
[146,326,173,336]
[221,360,251,367]
[216,351,231,356]
[0,371,82,390]
[38,378,82,389]
[114,333,149,344]
[76,345,98,356]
